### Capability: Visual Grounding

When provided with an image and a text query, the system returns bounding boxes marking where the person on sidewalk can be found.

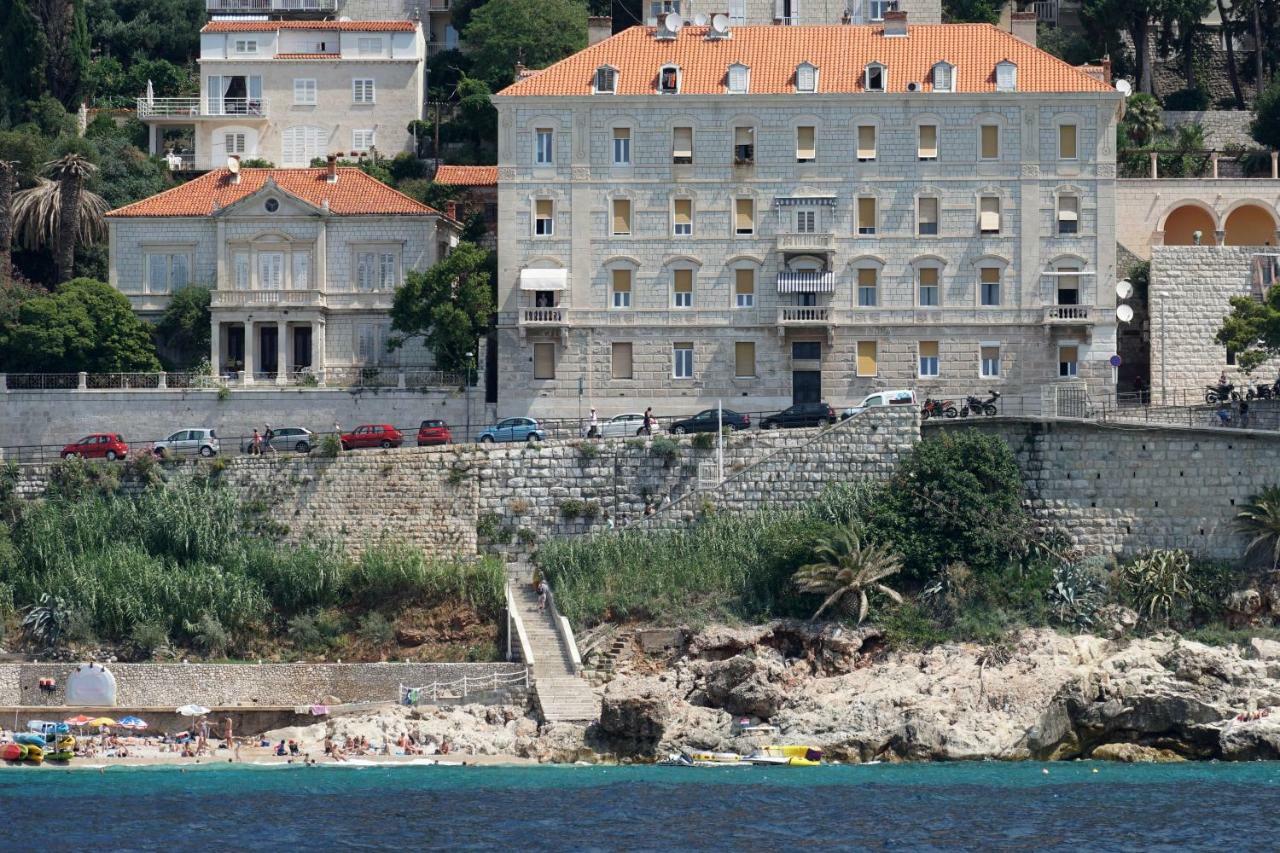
[586,407,600,438]
[642,407,654,436]
[537,579,550,612]
[250,429,263,455]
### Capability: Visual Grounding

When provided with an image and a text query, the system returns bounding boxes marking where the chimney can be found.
[588,16,612,46]
[326,153,337,184]
[883,10,908,37]
[230,154,241,184]
[446,200,458,220]
[1010,11,1036,47]
[1101,56,1113,85]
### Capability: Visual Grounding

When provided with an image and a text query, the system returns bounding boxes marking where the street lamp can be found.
[465,350,474,440]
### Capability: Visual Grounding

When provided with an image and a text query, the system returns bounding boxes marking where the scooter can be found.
[960,390,1001,417]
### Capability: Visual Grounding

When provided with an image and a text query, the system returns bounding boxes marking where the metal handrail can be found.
[398,667,529,704]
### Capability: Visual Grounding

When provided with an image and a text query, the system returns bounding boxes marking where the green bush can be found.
[577,442,600,459]
[691,432,716,450]
[1119,549,1195,625]
[357,612,396,647]
[560,499,584,519]
[649,436,680,465]
[317,434,341,458]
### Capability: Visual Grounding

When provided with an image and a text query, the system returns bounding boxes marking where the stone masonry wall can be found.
[1149,245,1257,401]
[0,662,525,708]
[927,418,1280,561]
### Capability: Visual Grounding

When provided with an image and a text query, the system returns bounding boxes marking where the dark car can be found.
[760,402,837,430]
[669,409,750,434]
[417,419,452,446]
[340,424,404,450]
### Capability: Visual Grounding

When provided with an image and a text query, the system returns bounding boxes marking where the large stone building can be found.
[492,19,1123,416]
[641,0,940,26]
[106,162,458,382]
[138,19,425,170]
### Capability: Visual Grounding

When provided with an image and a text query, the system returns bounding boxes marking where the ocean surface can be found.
[2,761,1278,851]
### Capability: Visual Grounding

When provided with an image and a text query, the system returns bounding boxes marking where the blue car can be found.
[477,417,546,444]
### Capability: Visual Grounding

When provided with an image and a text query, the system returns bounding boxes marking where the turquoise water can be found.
[3,761,1279,850]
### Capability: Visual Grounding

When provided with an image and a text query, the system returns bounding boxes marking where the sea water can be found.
[2,761,1278,851]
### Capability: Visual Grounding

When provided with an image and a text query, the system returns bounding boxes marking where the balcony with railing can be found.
[777,306,832,326]
[520,306,566,326]
[775,232,836,254]
[1034,0,1058,25]
[1043,304,1095,325]
[211,290,327,309]
[136,97,269,120]
[206,0,336,9]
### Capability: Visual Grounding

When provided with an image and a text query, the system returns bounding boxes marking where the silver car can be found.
[154,428,219,458]
[240,426,314,454]
[593,413,652,439]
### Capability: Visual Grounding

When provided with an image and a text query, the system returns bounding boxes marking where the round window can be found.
[265,198,279,213]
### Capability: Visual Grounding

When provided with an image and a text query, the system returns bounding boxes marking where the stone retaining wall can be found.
[0,662,527,708]
[927,418,1280,560]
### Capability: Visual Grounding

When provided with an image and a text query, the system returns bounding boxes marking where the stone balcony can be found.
[775,232,836,254]
[211,290,327,309]
[777,306,832,326]
[1043,305,1096,325]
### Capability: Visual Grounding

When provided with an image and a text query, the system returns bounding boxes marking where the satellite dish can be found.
[1117,304,1135,323]
[1115,79,1132,97]
[665,12,684,32]
[711,13,730,33]
[1116,279,1133,300]
[693,13,708,25]
[226,155,241,174]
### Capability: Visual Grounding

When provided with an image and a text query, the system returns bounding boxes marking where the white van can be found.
[842,389,917,419]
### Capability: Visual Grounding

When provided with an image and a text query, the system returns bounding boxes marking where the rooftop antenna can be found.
[693,13,708,25]
[1115,79,1133,97]
[1116,304,1134,323]
[227,155,241,174]
[1115,279,1133,300]
[710,13,730,36]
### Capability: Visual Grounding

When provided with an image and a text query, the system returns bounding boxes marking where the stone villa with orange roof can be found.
[106,162,458,382]
[492,17,1123,416]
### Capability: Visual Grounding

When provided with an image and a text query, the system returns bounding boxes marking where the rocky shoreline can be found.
[268,622,1280,765]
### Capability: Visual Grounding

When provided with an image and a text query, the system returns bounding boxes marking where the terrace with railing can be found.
[0,368,461,392]
[1119,148,1280,180]
[205,0,335,10]
[136,97,269,120]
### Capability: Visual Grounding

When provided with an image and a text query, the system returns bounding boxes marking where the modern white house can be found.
[492,17,1123,417]
[106,161,459,383]
[137,19,426,170]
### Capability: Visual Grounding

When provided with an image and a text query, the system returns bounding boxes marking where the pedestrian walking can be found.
[587,407,600,438]
[250,429,263,455]
[537,579,550,612]
[1239,398,1251,430]
[642,407,654,436]
[1215,403,1231,427]
[263,423,277,453]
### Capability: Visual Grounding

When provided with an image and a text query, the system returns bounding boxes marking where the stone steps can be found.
[505,560,597,722]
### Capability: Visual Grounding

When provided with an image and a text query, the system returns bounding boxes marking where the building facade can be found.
[492,20,1123,417]
[433,165,499,248]
[106,164,458,382]
[138,20,425,170]
[642,0,940,26]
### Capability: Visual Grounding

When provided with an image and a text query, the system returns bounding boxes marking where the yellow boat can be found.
[24,744,44,763]
[746,745,824,766]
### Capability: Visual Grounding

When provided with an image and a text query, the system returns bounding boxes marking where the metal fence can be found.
[397,669,529,704]
[0,369,462,392]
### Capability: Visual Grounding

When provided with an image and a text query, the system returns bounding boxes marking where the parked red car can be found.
[61,433,129,461]
[417,419,452,446]
[340,424,403,450]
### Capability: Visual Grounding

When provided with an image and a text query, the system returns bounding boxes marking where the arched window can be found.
[865,62,886,92]
[932,62,954,93]
[727,63,750,94]
[796,62,818,93]
[996,61,1017,92]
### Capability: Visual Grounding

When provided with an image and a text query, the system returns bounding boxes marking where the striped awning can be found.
[773,196,837,207]
[777,271,835,293]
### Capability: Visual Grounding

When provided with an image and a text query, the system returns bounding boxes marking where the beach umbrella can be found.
[118,716,148,730]
[87,717,117,727]
[64,715,93,726]
[146,79,154,107]
[176,705,210,717]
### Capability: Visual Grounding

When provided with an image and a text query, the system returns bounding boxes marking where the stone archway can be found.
[1223,204,1278,246]
[1162,204,1218,246]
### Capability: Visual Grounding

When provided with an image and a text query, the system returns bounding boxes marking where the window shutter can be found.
[920,267,938,287]
[674,198,692,227]
[919,340,939,358]
[981,125,999,159]
[147,255,166,292]
[1060,345,1078,363]
[1059,196,1079,221]
[292,252,310,290]
[735,126,753,146]
[612,268,631,294]
[735,198,754,232]
[735,268,753,296]
[533,343,555,379]
[980,196,1000,232]
[535,199,552,219]
[673,126,693,159]
[673,269,693,294]
[919,197,938,225]
[918,125,938,158]
[735,342,755,377]
[858,267,876,287]
[857,341,878,376]
[611,342,633,379]
[234,252,249,290]
[796,126,816,160]
[1059,124,1077,159]
[612,198,631,234]
[858,197,876,230]
[981,267,999,285]
[857,125,876,159]
[933,64,951,91]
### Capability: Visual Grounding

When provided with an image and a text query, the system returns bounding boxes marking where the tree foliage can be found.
[463,0,587,90]
[1236,486,1280,571]
[1253,76,1280,150]
[793,522,904,622]
[942,0,1000,23]
[0,276,161,371]
[1216,283,1280,374]
[388,242,494,373]
[155,284,210,369]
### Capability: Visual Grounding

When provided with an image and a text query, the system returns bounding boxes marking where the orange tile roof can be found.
[498,24,1116,97]
[433,165,498,186]
[106,168,441,218]
[202,20,416,33]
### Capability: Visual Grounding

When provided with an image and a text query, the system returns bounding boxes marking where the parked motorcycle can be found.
[960,390,1002,417]
[1245,382,1278,401]
[921,397,958,420]
[1204,383,1240,405]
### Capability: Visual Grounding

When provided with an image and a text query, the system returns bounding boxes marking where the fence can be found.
[398,668,529,704]
[1118,148,1280,180]
[0,369,461,392]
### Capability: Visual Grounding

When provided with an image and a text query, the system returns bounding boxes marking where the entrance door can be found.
[793,370,821,404]
[226,325,245,373]
[260,325,278,375]
[293,326,312,369]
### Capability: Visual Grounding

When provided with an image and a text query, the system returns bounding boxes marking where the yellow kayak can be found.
[25,745,44,763]
[747,745,824,766]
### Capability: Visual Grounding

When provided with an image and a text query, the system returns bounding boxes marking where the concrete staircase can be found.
[506,562,600,724]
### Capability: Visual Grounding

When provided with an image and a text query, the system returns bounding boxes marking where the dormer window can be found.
[995,61,1017,92]
[865,63,886,92]
[932,62,954,93]
[595,65,618,94]
[659,65,681,94]
[796,62,818,93]
[728,63,750,94]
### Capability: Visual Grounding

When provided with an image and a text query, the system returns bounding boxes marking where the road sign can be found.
[1109,354,1122,368]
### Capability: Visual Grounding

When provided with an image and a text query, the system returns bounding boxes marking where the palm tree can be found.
[1237,487,1280,572]
[11,176,108,269]
[793,523,904,623]
[0,159,16,283]
[47,153,99,283]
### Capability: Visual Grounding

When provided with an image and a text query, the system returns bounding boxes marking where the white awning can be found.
[777,271,834,293]
[519,269,568,291]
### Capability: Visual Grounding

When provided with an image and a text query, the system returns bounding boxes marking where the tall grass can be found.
[536,482,875,627]
[0,478,503,652]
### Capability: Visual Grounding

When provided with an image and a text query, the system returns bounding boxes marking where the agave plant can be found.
[1047,560,1107,630]
[21,593,70,649]
[1121,549,1194,625]
[793,522,904,623]
[1237,486,1280,572]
